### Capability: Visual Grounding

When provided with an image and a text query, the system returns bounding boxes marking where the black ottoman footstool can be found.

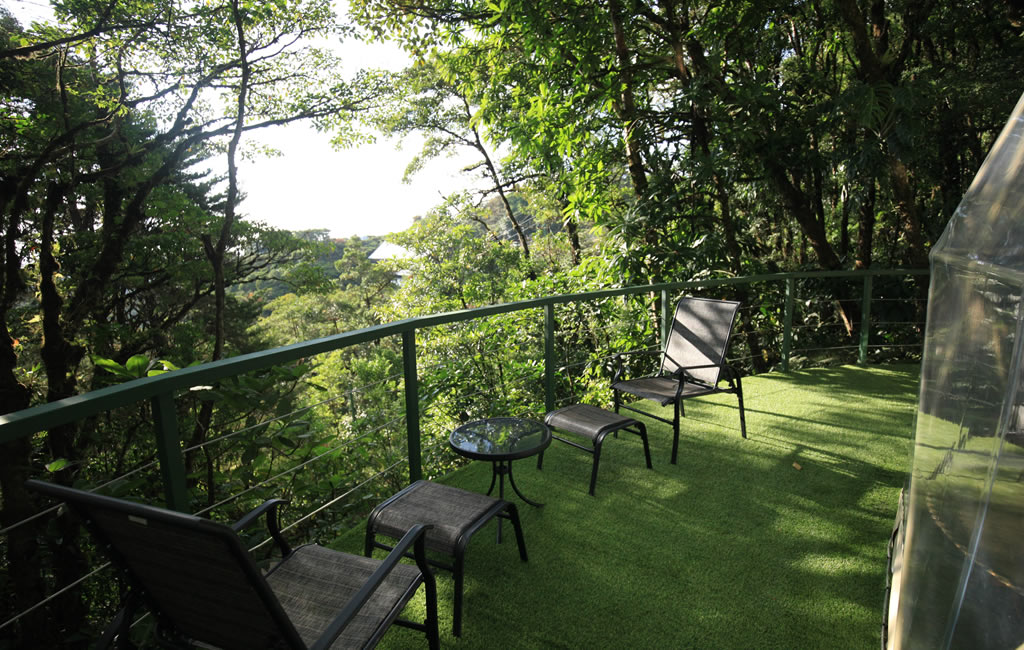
[537,404,652,495]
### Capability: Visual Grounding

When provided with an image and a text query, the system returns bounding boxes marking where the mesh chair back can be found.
[660,297,741,385]
[27,481,304,650]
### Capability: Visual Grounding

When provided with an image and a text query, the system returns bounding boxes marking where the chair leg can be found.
[736,377,748,439]
[412,536,441,650]
[636,422,652,469]
[97,591,140,649]
[453,553,465,637]
[671,401,681,464]
[589,440,602,496]
[425,578,440,650]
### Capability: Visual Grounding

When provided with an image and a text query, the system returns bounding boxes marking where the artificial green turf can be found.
[333,364,919,648]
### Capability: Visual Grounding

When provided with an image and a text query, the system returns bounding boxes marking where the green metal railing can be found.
[0,269,928,514]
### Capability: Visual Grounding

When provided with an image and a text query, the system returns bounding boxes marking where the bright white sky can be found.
[236,31,476,239]
[238,118,469,240]
[5,0,474,239]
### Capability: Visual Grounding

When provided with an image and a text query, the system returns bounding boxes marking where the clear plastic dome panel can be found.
[895,93,1024,649]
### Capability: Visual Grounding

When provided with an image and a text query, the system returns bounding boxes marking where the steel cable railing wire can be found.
[256,432,458,550]
[556,345,660,377]
[0,505,61,539]
[873,320,927,326]
[254,457,408,547]
[562,321,651,345]
[729,354,761,366]
[181,373,409,515]
[181,371,403,455]
[1,378,400,539]
[0,455,160,537]
[875,297,928,303]
[192,412,407,519]
[180,394,342,455]
[0,562,113,634]
[424,383,534,417]
[793,345,865,353]
[2,380,393,535]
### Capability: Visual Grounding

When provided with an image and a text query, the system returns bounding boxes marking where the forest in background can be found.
[1,0,1022,644]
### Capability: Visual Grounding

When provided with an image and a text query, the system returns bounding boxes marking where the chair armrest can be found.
[310,524,434,650]
[94,591,143,649]
[668,362,741,388]
[612,348,660,383]
[718,363,740,381]
[231,499,292,557]
[667,362,723,378]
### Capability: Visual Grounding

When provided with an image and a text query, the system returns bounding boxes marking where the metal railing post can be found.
[859,274,874,365]
[661,288,671,348]
[545,304,555,414]
[782,277,795,372]
[151,392,188,512]
[403,329,422,482]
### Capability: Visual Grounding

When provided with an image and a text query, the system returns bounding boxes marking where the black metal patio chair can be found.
[612,296,747,464]
[26,479,439,649]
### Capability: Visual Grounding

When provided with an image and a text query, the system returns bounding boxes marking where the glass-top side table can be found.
[449,417,551,508]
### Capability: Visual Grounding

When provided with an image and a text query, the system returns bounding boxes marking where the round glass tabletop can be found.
[449,417,551,461]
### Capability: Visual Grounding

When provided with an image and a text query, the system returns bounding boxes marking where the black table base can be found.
[487,459,544,508]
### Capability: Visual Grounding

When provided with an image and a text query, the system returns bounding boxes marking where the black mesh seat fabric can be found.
[267,544,424,648]
[538,404,652,495]
[364,480,528,637]
[26,480,439,650]
[612,376,718,405]
[612,297,747,464]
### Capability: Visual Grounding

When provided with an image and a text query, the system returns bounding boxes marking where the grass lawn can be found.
[332,364,919,648]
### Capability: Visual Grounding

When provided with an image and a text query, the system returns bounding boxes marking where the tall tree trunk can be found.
[37,183,90,637]
[766,163,843,270]
[464,100,531,259]
[193,0,251,501]
[0,198,38,638]
[560,197,582,265]
[715,176,769,372]
[840,188,851,261]
[609,0,650,201]
[836,0,931,268]
[888,157,929,267]
[856,181,877,269]
[652,0,772,368]
[0,319,43,645]
[765,163,863,336]
[691,104,769,372]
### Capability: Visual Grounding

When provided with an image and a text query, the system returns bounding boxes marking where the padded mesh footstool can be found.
[537,404,653,496]
[364,480,528,637]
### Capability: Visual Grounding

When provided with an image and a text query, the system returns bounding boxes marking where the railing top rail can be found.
[0,268,927,442]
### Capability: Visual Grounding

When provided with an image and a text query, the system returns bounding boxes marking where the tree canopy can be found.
[352,0,1023,279]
